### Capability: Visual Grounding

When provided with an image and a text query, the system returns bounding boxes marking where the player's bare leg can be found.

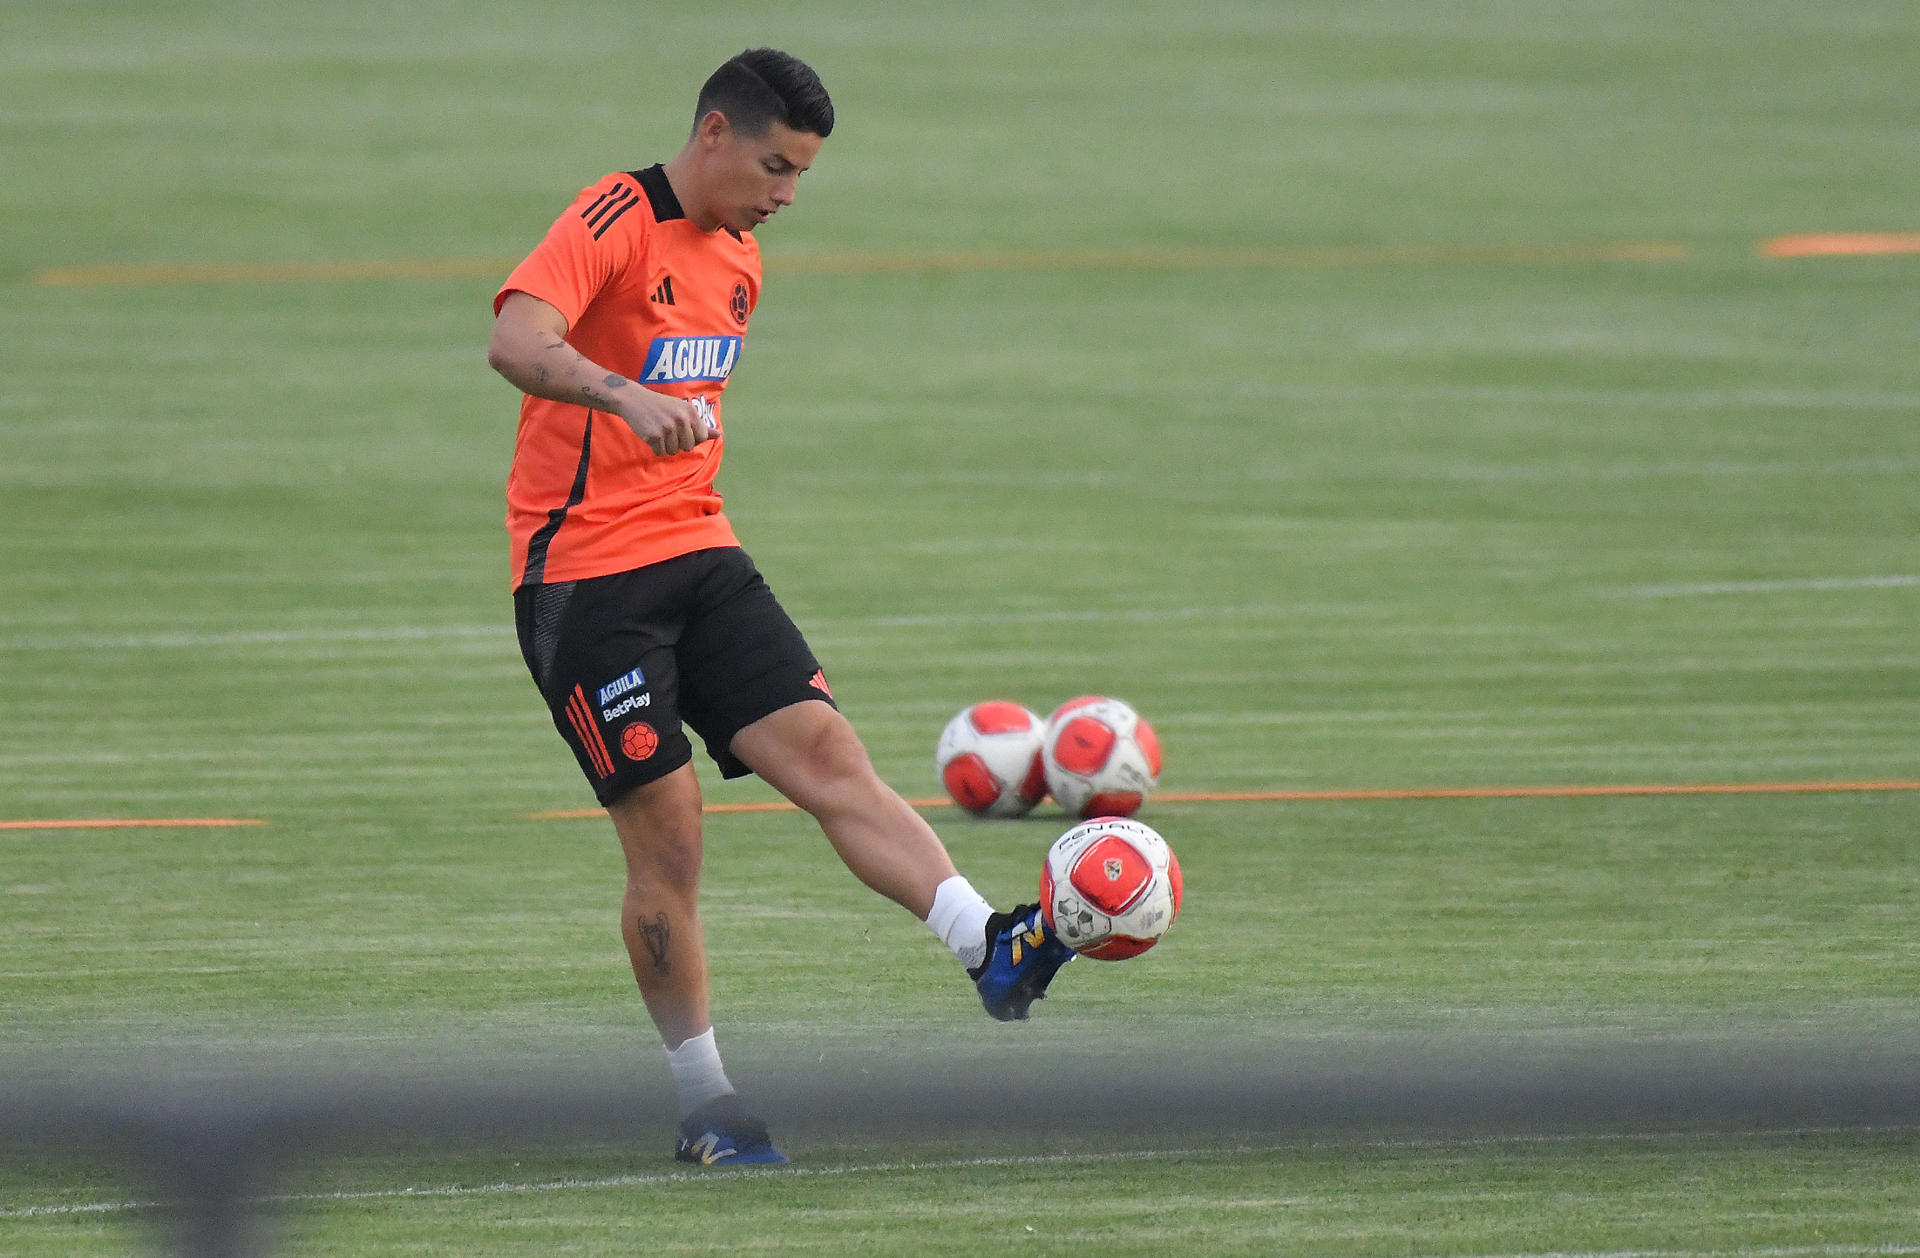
[730,700,957,917]
[606,764,785,1162]
[731,701,1074,1019]
[605,763,712,1048]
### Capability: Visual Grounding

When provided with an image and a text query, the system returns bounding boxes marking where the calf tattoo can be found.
[637,912,671,975]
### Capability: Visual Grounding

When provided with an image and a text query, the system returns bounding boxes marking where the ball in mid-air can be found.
[934,701,1048,817]
[1042,695,1162,819]
[1041,816,1182,959]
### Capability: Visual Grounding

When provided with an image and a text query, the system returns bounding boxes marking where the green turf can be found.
[13,1132,1920,1258]
[3,0,1918,1254]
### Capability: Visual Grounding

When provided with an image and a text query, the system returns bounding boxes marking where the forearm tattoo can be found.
[579,374,629,410]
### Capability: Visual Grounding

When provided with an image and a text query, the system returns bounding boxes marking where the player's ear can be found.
[694,109,731,148]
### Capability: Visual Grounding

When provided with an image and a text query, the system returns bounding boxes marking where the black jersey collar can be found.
[630,164,743,240]
[632,165,683,221]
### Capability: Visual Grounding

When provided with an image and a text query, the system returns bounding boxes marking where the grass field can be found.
[3,1,1918,1254]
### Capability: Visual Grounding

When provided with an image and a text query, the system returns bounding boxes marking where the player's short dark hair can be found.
[695,48,834,139]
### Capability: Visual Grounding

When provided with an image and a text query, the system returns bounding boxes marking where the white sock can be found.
[924,874,995,971]
[663,1027,735,1118]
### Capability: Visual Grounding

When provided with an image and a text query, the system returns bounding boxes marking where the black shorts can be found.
[514,547,836,805]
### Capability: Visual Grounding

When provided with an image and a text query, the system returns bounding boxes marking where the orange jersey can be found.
[495,166,760,588]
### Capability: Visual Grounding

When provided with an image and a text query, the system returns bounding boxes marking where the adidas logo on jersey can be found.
[641,336,742,384]
[651,277,676,305]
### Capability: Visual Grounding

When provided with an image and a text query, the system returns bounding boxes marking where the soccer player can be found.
[485,49,1074,1166]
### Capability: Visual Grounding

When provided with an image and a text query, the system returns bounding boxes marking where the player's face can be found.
[709,119,822,233]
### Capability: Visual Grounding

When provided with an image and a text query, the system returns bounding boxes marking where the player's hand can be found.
[619,388,714,457]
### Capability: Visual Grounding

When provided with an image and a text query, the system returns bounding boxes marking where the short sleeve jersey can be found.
[495,165,760,589]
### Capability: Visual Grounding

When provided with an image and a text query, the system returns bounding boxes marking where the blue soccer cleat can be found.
[674,1094,788,1166]
[969,902,1076,1022]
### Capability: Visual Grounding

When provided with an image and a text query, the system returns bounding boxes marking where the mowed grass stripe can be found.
[5,782,1915,829]
[5,571,1917,653]
[0,818,264,831]
[28,240,1687,288]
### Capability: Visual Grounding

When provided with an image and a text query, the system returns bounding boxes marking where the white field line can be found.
[4,573,1917,655]
[1238,382,1920,413]
[4,1126,1912,1224]
[1624,576,1920,598]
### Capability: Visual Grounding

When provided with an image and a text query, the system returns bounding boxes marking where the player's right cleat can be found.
[674,1094,788,1166]
[969,902,1075,1022]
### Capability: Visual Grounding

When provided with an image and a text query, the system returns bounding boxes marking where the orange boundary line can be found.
[1760,232,1920,258]
[523,779,1920,820]
[1155,781,1920,803]
[30,234,1918,288]
[0,818,266,831]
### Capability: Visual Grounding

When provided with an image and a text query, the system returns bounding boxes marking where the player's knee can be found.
[624,827,702,895]
[793,711,876,790]
[608,780,704,893]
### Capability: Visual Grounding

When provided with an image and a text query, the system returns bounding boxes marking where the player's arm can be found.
[487,291,713,457]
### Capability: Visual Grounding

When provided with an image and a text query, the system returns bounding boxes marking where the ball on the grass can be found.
[1041,695,1162,819]
[934,701,1048,817]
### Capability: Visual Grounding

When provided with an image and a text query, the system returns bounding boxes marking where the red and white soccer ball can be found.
[1041,695,1163,819]
[934,701,1048,818]
[1041,816,1183,960]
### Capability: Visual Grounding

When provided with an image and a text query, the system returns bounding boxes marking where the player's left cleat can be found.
[969,902,1075,1022]
[674,1094,788,1166]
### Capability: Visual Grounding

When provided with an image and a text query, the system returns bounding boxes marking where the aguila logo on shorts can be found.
[620,722,659,761]
[597,667,647,706]
[641,335,742,384]
[598,666,653,720]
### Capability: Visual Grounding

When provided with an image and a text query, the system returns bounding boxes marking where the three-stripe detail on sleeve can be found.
[567,685,617,778]
[580,182,642,240]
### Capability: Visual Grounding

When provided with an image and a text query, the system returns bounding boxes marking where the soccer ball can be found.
[1041,816,1183,959]
[934,701,1048,818]
[1041,695,1162,818]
